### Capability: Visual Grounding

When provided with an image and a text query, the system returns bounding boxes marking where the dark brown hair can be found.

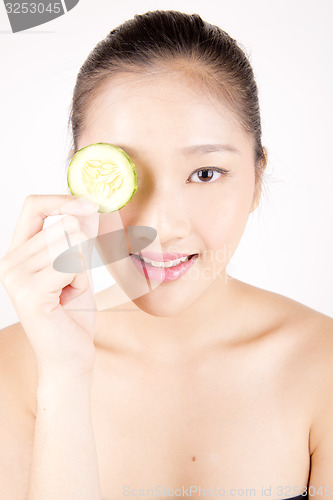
[68,9,267,185]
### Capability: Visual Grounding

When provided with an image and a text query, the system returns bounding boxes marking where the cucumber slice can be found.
[67,143,138,213]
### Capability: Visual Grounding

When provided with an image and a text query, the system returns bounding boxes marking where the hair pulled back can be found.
[69,10,267,182]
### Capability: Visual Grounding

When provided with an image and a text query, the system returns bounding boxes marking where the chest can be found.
[90,355,310,499]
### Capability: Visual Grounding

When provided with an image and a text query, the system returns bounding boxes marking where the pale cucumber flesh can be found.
[67,143,138,213]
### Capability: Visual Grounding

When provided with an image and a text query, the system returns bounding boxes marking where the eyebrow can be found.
[178,143,240,155]
[115,143,239,157]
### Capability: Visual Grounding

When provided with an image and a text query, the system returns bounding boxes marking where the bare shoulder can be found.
[0,321,38,498]
[254,285,333,485]
[238,278,333,385]
[262,293,333,489]
[239,278,333,341]
[267,284,332,342]
[269,286,333,382]
[242,281,333,421]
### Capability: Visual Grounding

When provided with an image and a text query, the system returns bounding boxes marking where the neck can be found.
[94,273,249,365]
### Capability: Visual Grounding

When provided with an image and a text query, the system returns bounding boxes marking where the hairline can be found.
[75,61,258,164]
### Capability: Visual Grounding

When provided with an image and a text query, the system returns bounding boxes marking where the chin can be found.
[130,283,205,318]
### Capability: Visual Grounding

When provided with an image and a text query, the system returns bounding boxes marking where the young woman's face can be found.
[77,71,260,316]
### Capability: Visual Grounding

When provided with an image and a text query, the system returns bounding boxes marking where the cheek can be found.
[189,175,255,252]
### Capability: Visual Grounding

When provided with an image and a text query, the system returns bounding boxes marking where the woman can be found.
[0,10,332,500]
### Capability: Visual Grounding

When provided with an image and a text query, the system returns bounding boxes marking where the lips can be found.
[129,251,198,262]
[129,252,199,282]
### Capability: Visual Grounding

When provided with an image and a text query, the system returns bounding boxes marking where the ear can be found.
[250,181,262,213]
[249,146,268,213]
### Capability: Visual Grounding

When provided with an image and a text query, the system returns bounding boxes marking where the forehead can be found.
[81,71,251,153]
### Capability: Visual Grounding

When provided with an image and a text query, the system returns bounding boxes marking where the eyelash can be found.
[186,167,230,184]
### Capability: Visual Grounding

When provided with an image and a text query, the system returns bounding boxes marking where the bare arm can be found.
[307,319,333,498]
[0,194,103,499]
[27,373,102,500]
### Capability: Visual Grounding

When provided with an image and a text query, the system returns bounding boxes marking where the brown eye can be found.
[187,167,230,183]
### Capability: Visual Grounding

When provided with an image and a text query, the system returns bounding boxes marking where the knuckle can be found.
[1,267,17,290]
[24,194,37,206]
[0,263,39,310]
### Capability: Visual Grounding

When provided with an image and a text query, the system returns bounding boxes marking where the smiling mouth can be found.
[130,253,199,268]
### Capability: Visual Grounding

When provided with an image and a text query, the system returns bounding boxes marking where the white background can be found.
[0,0,332,329]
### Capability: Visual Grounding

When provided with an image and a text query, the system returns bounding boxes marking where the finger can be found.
[25,230,91,274]
[3,215,82,272]
[7,194,99,253]
[33,260,95,314]
[59,265,92,308]
[1,231,89,298]
[6,259,78,315]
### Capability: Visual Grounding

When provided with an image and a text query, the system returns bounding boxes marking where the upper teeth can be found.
[135,255,191,268]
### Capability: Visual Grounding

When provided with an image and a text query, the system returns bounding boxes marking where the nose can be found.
[124,183,192,249]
